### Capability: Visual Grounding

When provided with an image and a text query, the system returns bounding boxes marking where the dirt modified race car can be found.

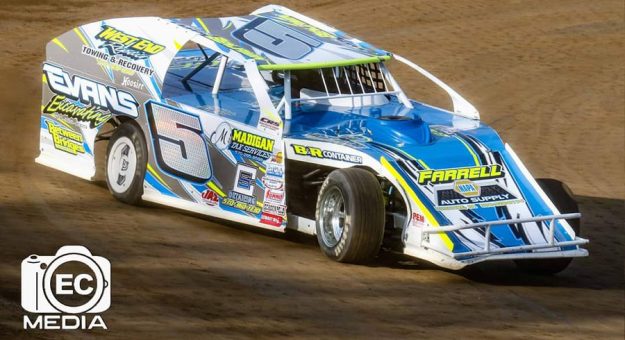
[37,5,588,273]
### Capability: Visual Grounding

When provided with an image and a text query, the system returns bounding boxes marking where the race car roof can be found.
[171,5,391,70]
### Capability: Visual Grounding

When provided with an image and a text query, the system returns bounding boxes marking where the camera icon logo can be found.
[21,246,110,314]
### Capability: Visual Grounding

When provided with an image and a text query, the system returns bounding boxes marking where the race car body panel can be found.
[282,98,587,268]
[37,6,588,269]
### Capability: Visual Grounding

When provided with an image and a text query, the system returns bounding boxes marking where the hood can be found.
[285,100,575,255]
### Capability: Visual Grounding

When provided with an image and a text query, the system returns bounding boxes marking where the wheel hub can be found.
[107,137,137,194]
[319,188,346,248]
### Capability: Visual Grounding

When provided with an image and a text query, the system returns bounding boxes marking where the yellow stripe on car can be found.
[207,181,226,197]
[417,159,430,170]
[196,18,210,33]
[52,38,69,53]
[73,28,89,46]
[454,135,480,166]
[380,156,454,251]
[147,163,172,190]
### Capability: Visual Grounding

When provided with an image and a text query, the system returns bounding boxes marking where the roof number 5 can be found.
[233,17,321,60]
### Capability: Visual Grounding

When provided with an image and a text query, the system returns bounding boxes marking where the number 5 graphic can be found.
[147,102,212,183]
[233,17,321,60]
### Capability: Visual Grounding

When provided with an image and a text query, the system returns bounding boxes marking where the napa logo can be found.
[96,25,165,60]
[453,179,480,197]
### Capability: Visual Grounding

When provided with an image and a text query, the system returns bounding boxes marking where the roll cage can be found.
[179,43,479,123]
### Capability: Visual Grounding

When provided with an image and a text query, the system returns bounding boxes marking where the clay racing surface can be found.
[0,0,623,338]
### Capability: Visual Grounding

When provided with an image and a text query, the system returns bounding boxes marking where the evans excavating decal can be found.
[43,63,139,118]
[43,95,112,129]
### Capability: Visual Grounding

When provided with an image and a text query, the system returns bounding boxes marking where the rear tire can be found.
[105,122,147,205]
[514,179,581,275]
[315,168,385,263]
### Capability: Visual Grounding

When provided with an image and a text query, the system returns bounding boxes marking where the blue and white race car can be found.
[37,5,588,273]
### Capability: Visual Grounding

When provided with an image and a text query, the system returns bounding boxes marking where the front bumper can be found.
[414,213,589,267]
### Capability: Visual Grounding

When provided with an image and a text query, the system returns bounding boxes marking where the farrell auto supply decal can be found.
[417,164,522,210]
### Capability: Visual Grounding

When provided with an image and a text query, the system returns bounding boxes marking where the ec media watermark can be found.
[21,246,110,330]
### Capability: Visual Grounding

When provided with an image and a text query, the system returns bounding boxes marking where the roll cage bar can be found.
[278,63,413,120]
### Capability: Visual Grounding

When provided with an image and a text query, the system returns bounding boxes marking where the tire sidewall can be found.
[105,122,147,204]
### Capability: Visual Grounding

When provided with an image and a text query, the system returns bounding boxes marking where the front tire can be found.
[105,122,147,205]
[515,178,581,275]
[315,168,385,264]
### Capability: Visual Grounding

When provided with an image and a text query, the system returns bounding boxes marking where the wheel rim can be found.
[107,136,137,194]
[319,187,346,248]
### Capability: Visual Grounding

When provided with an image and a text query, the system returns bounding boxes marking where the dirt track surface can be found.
[0,0,623,338]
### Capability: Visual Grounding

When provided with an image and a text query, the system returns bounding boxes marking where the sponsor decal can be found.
[234,164,256,196]
[417,165,504,185]
[271,151,283,164]
[96,25,165,60]
[82,45,155,77]
[411,212,425,227]
[229,129,274,161]
[266,162,284,178]
[436,185,522,210]
[237,172,254,190]
[43,95,112,129]
[291,144,362,164]
[453,179,480,197]
[262,176,284,190]
[262,202,286,217]
[264,190,284,203]
[45,121,85,155]
[201,189,219,206]
[259,117,280,131]
[260,212,283,227]
[121,76,145,91]
[21,246,110,330]
[43,63,139,118]
[210,122,232,150]
[222,191,261,214]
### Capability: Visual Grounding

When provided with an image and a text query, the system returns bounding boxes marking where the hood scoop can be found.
[366,115,432,146]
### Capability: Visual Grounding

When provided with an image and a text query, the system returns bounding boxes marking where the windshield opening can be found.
[268,62,409,118]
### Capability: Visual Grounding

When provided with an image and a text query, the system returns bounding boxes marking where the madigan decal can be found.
[229,129,275,161]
